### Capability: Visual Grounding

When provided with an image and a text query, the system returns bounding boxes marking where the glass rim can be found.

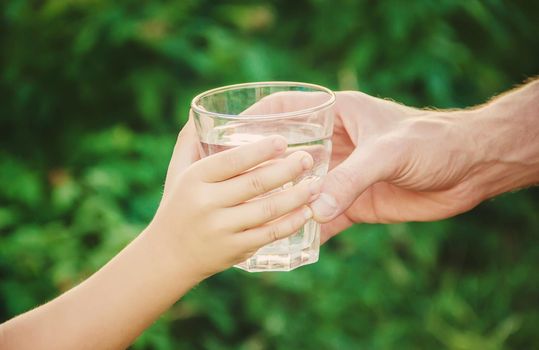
[190,81,336,120]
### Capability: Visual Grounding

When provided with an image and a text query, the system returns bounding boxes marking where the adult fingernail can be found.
[311,193,338,218]
[273,137,287,152]
[303,206,313,219]
[301,155,313,170]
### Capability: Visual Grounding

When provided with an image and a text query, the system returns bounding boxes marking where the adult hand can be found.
[247,82,539,243]
[312,92,483,241]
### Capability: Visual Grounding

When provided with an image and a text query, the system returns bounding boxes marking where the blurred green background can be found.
[1,0,538,349]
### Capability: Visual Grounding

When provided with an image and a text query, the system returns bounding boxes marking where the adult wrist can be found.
[459,94,539,201]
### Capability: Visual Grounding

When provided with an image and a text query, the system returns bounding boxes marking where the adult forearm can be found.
[465,79,539,201]
[0,228,202,350]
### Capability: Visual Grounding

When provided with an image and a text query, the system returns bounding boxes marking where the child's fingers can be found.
[234,206,313,250]
[223,178,322,231]
[213,151,314,206]
[192,136,288,183]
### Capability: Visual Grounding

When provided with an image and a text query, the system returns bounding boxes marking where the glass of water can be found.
[191,82,335,272]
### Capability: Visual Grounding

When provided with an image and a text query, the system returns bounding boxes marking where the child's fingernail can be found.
[301,155,313,170]
[303,207,313,219]
[309,179,322,195]
[273,137,287,152]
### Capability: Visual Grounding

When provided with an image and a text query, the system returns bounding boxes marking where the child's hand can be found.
[148,119,321,278]
[0,119,320,350]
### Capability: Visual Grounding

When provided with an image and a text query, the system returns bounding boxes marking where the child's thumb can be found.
[165,116,201,186]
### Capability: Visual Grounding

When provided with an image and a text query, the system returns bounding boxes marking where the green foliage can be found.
[1,0,538,349]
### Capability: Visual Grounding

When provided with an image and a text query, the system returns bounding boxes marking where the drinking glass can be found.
[191,82,335,272]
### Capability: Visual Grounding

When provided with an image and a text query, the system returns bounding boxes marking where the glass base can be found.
[234,223,320,272]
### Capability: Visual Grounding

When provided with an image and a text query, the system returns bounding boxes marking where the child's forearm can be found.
[0,123,315,349]
[0,227,202,350]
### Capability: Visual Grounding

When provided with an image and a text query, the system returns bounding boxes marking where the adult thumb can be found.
[310,147,386,223]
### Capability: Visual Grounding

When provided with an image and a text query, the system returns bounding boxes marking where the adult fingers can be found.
[213,151,314,206]
[222,178,322,231]
[241,91,331,116]
[235,206,313,250]
[192,135,288,182]
[310,141,398,223]
[319,214,355,244]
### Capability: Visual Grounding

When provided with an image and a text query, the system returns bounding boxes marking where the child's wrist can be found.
[141,223,208,286]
